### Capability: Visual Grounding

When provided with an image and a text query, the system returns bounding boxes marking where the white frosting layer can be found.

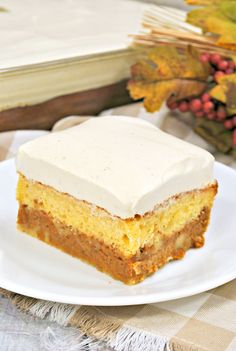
[17,116,214,218]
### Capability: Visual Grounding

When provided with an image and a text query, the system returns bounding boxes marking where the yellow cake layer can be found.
[17,174,217,257]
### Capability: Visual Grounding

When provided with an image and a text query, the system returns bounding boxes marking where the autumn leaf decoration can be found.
[186,0,236,50]
[128,46,210,112]
[128,1,236,156]
[210,68,236,116]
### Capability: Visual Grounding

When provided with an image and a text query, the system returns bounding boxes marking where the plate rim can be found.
[0,270,235,306]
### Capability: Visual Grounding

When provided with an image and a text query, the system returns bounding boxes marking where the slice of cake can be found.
[16,116,217,284]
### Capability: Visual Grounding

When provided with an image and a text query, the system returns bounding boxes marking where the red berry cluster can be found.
[167,93,227,121]
[200,53,235,81]
[167,53,236,147]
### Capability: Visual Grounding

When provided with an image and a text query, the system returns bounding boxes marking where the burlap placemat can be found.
[1,103,236,351]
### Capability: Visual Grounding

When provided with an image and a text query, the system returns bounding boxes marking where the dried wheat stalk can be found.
[131,6,233,56]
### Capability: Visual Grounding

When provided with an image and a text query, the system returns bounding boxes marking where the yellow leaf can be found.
[128,46,210,112]
[137,81,177,112]
[210,85,226,103]
[130,46,210,81]
[186,1,236,50]
[128,79,207,113]
[210,74,236,114]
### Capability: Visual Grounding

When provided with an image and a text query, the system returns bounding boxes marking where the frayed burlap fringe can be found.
[0,288,170,351]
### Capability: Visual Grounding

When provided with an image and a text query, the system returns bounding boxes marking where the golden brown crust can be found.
[17,204,211,284]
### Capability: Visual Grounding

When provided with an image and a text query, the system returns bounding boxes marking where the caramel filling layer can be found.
[18,204,210,284]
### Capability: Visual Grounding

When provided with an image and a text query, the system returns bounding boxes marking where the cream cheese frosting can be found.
[16,116,215,218]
